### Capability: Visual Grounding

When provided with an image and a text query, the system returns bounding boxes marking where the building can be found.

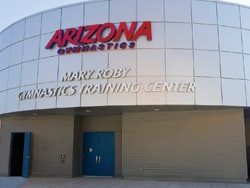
[0,0,250,182]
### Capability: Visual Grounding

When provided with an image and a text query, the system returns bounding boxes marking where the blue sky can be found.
[0,0,249,32]
[0,0,88,32]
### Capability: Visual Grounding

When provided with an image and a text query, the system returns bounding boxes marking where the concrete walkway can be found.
[2,177,250,188]
[0,177,26,188]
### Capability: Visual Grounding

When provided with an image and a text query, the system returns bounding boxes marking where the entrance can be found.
[82,132,114,176]
[9,132,31,178]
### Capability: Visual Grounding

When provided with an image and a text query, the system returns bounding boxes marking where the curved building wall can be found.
[1,0,250,181]
[0,0,250,114]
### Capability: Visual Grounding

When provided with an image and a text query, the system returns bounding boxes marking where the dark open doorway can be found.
[10,133,25,176]
[244,109,250,179]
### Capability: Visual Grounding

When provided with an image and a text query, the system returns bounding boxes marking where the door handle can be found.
[95,156,101,163]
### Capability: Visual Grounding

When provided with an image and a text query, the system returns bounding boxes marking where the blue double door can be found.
[82,132,114,176]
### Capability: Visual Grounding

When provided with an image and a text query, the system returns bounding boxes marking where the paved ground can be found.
[2,177,250,188]
[0,177,26,188]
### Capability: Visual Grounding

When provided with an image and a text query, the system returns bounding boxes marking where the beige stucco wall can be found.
[122,108,247,182]
[0,115,75,177]
[0,108,247,182]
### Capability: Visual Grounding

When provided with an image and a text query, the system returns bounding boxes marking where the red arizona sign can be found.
[45,21,152,55]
